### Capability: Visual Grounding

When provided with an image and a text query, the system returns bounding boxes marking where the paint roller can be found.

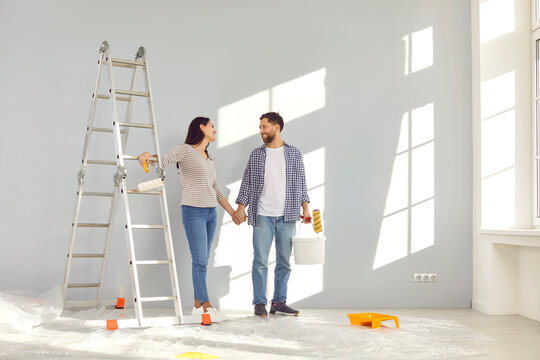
[312,209,323,233]
[137,161,164,192]
[301,209,323,233]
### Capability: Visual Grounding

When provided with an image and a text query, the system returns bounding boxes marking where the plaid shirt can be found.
[236,142,309,226]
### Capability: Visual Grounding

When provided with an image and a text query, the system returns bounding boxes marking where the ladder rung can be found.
[92,127,113,133]
[139,296,175,302]
[82,192,114,197]
[127,189,163,195]
[91,127,127,134]
[111,58,146,67]
[130,225,167,229]
[96,94,131,102]
[117,122,154,129]
[115,89,149,97]
[76,223,111,228]
[122,155,158,162]
[135,260,171,265]
[68,283,100,288]
[72,253,106,258]
[86,160,116,166]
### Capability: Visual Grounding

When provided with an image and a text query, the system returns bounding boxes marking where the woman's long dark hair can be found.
[182,117,211,164]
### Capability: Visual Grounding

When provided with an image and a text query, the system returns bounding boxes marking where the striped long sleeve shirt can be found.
[159,143,225,207]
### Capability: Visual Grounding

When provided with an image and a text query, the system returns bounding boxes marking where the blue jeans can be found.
[252,215,297,305]
[181,205,217,304]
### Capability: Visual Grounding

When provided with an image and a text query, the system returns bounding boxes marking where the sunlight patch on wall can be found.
[480,0,515,44]
[217,91,270,149]
[403,27,433,75]
[289,147,325,304]
[217,69,326,148]
[373,103,435,269]
[480,71,516,228]
[272,69,326,124]
[213,179,254,310]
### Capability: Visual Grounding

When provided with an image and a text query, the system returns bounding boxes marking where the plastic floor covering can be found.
[0,287,491,359]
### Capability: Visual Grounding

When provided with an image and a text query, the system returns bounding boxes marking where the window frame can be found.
[532,25,540,227]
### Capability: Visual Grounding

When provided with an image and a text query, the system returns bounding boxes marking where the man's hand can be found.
[302,208,311,224]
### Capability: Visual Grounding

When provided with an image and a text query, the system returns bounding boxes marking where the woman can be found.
[138,117,239,317]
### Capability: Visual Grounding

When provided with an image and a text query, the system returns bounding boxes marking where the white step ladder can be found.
[62,41,184,328]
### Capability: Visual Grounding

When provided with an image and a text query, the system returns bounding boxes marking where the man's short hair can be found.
[260,112,284,132]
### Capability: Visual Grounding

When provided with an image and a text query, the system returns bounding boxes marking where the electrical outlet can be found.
[414,273,438,282]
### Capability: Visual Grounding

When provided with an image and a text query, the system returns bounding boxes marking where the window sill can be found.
[478,229,540,247]
[479,229,540,236]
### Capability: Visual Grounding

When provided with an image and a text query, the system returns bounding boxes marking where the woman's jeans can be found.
[181,205,217,304]
[252,215,296,305]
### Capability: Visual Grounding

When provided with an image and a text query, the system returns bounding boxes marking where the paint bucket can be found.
[292,233,326,264]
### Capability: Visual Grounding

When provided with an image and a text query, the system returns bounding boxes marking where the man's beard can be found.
[262,133,275,143]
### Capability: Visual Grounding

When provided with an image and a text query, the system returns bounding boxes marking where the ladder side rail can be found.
[142,51,184,322]
[63,50,106,302]
[159,188,185,322]
[105,53,144,327]
[96,188,120,306]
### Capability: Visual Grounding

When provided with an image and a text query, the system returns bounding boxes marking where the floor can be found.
[1,301,540,359]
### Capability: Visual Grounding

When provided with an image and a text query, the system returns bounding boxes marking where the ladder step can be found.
[139,296,175,302]
[87,160,116,165]
[82,191,114,197]
[130,225,167,229]
[111,58,146,67]
[72,253,106,258]
[76,223,111,228]
[115,89,149,97]
[127,189,163,195]
[135,260,171,265]
[117,122,154,129]
[96,94,131,102]
[68,283,100,288]
[122,155,158,162]
[91,127,127,134]
[64,299,117,308]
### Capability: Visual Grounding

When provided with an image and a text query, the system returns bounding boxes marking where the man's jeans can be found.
[252,215,296,305]
[181,205,217,304]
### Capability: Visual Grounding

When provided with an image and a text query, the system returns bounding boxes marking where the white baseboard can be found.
[472,299,491,314]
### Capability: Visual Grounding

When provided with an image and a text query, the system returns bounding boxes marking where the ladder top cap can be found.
[136,46,146,59]
[100,40,110,53]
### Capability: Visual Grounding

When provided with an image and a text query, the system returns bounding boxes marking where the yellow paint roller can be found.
[312,209,323,233]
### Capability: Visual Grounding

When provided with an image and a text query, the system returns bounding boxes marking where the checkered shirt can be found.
[236,142,310,226]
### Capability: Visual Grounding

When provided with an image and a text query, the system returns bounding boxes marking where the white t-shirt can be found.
[258,146,286,217]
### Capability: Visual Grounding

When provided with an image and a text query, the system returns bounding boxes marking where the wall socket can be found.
[414,273,438,282]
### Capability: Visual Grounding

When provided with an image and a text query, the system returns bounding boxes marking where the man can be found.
[234,112,311,317]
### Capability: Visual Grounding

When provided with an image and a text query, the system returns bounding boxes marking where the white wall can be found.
[0,0,472,309]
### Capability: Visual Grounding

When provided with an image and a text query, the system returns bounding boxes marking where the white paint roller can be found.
[137,161,164,192]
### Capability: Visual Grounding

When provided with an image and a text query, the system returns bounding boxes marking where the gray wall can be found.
[0,0,471,308]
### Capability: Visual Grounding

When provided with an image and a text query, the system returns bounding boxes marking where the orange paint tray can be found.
[347,312,399,329]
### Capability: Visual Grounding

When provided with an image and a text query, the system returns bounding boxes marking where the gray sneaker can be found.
[254,303,268,317]
[270,302,299,316]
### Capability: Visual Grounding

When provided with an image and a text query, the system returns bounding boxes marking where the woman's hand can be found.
[137,152,155,168]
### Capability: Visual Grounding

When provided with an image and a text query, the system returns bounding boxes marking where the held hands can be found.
[232,205,247,225]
